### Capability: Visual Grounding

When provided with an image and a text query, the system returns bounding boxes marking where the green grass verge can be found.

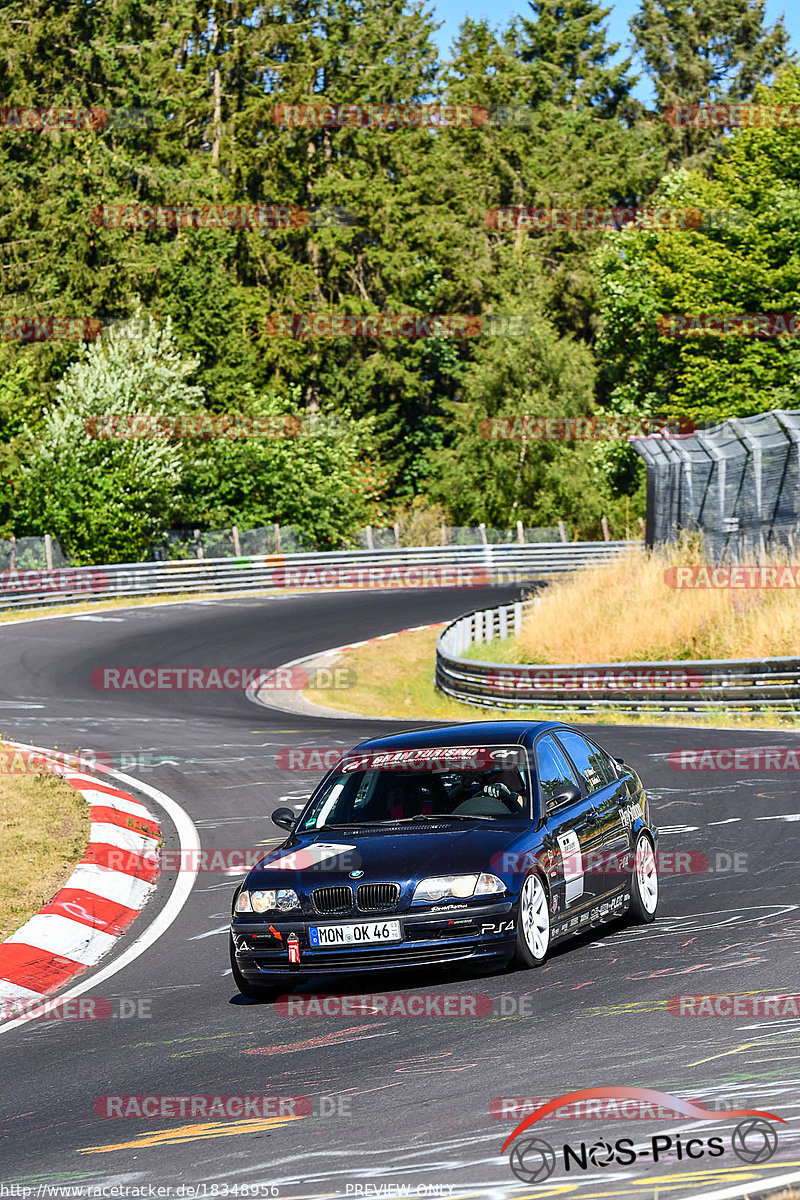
[0,758,90,941]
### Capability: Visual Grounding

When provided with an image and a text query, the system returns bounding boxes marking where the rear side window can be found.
[535,734,581,810]
[557,731,618,793]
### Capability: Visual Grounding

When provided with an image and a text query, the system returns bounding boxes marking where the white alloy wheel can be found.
[520,873,550,962]
[635,834,658,916]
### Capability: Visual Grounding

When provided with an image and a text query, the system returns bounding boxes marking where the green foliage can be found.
[596,67,800,429]
[0,0,796,554]
[13,314,197,562]
[631,0,794,166]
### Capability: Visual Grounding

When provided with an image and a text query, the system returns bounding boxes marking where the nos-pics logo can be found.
[503,1087,782,1185]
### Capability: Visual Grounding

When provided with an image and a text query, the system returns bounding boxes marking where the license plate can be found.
[309,920,402,947]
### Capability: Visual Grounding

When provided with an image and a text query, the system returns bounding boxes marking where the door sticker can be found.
[557,830,584,905]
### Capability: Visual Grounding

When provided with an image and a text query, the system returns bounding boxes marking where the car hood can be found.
[245,822,530,889]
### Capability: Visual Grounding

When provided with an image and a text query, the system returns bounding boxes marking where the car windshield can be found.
[298,745,531,830]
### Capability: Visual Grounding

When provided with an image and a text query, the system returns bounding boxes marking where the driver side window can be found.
[535,735,581,811]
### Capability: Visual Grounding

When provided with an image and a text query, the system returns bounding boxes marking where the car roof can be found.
[349,720,571,753]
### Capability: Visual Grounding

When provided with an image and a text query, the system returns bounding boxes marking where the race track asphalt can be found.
[0,586,798,1199]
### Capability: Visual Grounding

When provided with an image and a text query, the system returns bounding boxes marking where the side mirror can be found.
[271,806,296,831]
[614,757,625,766]
[548,782,581,808]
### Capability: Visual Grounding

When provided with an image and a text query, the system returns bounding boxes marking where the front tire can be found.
[514,873,550,967]
[629,833,658,923]
[229,934,283,1001]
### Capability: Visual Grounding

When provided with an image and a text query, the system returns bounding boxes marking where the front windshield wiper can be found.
[311,813,516,830]
[312,822,384,829]
[425,813,503,822]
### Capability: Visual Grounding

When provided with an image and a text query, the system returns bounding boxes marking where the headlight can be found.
[412,873,505,903]
[234,888,300,914]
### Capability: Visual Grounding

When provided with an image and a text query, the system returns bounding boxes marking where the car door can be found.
[533,732,605,915]
[554,730,631,897]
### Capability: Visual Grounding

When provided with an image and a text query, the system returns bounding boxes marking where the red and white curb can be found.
[246,622,446,720]
[329,622,445,654]
[0,742,162,1005]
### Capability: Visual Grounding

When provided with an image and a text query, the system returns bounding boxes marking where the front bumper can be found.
[230,900,516,979]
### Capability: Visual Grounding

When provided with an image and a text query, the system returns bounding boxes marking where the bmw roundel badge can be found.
[349,869,364,879]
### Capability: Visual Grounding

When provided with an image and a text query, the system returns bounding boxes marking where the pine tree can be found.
[630,0,794,165]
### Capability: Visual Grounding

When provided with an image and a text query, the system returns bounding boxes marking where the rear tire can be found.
[514,873,550,968]
[229,934,283,1001]
[629,833,658,923]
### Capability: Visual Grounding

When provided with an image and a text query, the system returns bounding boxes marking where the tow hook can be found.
[288,933,300,964]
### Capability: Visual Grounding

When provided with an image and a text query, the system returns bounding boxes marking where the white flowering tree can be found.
[16,311,203,563]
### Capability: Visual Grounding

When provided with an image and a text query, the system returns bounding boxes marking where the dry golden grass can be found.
[0,760,90,941]
[492,543,800,664]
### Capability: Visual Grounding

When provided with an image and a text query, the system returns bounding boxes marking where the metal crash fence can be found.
[0,540,635,612]
[436,598,800,712]
[632,408,800,560]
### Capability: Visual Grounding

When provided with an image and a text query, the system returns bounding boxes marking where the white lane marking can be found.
[0,702,44,708]
[708,818,742,825]
[72,616,126,622]
[4,915,117,965]
[64,864,154,909]
[218,781,273,789]
[0,760,200,1037]
[755,813,800,822]
[189,924,229,941]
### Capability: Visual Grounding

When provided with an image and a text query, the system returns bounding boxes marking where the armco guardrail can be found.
[436,598,800,711]
[0,541,636,612]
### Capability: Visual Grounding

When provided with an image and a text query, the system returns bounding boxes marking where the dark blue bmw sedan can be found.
[229,721,658,999]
